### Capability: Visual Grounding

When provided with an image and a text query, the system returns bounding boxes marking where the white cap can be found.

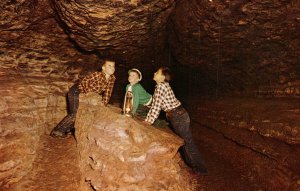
[128,68,142,81]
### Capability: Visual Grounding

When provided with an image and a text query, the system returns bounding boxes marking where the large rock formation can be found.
[75,93,196,191]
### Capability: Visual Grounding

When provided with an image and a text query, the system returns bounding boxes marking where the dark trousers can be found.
[51,84,80,134]
[167,106,207,170]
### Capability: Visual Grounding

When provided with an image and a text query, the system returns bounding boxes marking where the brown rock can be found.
[75,93,195,191]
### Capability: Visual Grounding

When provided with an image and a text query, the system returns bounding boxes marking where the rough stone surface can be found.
[0,0,97,188]
[0,0,299,190]
[51,0,176,67]
[6,135,81,191]
[0,77,69,188]
[75,93,196,191]
[169,0,300,96]
[195,98,300,145]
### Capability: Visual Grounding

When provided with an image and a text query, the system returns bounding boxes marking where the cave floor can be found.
[7,126,258,191]
[193,123,259,191]
[7,135,81,191]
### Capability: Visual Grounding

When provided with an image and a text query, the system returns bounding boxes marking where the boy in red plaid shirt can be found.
[51,60,116,138]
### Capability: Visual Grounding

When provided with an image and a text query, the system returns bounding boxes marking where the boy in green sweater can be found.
[123,68,152,118]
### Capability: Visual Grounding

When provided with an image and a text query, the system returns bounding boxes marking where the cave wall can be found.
[0,0,96,188]
[0,0,179,187]
[168,0,300,97]
[168,1,300,189]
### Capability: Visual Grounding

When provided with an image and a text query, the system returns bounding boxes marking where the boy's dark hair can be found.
[102,59,115,67]
[159,66,172,82]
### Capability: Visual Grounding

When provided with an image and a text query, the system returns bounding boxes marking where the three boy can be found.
[51,61,207,175]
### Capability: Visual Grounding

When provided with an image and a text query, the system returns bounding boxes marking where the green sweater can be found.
[125,83,151,114]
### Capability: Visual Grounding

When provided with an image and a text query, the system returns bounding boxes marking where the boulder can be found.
[75,93,196,191]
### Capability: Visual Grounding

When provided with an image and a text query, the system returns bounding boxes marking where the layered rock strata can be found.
[169,0,300,96]
[0,0,96,188]
[51,0,176,66]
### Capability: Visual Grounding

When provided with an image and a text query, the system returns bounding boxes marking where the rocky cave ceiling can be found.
[0,0,299,95]
[51,0,176,66]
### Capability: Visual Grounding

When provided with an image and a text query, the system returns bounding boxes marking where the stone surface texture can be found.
[75,93,196,191]
[0,0,95,188]
[6,135,81,191]
[169,0,300,96]
[51,0,176,67]
[0,0,299,190]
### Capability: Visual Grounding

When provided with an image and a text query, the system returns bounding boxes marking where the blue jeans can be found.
[167,106,207,170]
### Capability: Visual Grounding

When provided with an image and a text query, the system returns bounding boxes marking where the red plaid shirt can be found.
[145,82,181,124]
[79,71,116,105]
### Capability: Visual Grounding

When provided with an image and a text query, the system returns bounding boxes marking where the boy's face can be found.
[153,69,165,83]
[128,71,140,85]
[102,60,115,76]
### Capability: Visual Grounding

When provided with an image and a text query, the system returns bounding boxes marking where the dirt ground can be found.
[6,135,81,191]
[192,123,258,191]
